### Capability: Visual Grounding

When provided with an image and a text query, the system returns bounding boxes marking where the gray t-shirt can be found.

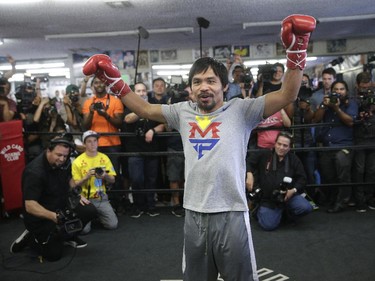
[162,96,265,213]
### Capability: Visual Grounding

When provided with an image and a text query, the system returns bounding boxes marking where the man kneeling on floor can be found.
[10,135,97,262]
[246,131,313,231]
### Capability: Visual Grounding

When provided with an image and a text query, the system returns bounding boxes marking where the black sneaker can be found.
[368,200,375,210]
[64,236,87,248]
[10,229,31,253]
[130,209,144,219]
[146,210,160,217]
[356,204,367,213]
[171,205,185,218]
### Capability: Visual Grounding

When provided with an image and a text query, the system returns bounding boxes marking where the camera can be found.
[68,92,79,103]
[15,83,36,113]
[328,92,340,104]
[167,76,189,104]
[258,64,276,83]
[135,126,146,137]
[248,187,263,202]
[93,102,104,111]
[239,67,254,91]
[94,167,104,176]
[56,186,83,234]
[272,177,292,204]
[298,85,312,104]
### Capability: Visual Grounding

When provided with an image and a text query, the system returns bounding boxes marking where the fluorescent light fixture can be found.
[152,64,192,70]
[243,14,375,29]
[0,62,65,71]
[156,70,190,76]
[26,67,70,74]
[243,57,317,67]
[8,73,25,82]
[0,0,43,3]
[45,27,194,40]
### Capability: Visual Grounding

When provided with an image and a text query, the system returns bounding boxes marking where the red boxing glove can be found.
[82,54,131,97]
[281,14,316,70]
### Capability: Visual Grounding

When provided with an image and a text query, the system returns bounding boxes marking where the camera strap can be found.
[87,184,91,200]
[266,151,289,174]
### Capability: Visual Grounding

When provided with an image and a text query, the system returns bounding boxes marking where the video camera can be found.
[239,67,254,91]
[15,83,36,113]
[258,64,276,83]
[167,75,189,104]
[272,177,292,204]
[56,187,83,234]
[298,84,312,104]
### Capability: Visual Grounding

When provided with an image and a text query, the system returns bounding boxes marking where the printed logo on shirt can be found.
[188,116,221,159]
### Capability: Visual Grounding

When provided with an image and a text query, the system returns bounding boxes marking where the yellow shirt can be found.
[72,152,117,199]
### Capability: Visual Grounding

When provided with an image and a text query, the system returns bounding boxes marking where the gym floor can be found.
[1,206,375,281]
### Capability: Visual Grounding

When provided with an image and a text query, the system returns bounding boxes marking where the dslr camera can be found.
[94,167,104,176]
[328,92,340,104]
[258,64,276,83]
[56,187,83,234]
[272,177,292,204]
[93,101,104,111]
[68,92,79,103]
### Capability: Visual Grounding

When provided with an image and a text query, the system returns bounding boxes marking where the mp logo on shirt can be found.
[188,116,221,159]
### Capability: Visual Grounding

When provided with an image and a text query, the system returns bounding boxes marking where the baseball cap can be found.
[66,84,79,94]
[82,130,100,143]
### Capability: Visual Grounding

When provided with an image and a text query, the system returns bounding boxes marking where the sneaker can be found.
[146,210,160,217]
[130,209,144,219]
[356,204,367,213]
[64,236,87,248]
[368,200,375,210]
[171,205,185,217]
[10,229,31,253]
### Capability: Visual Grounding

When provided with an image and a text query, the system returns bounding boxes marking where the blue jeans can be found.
[128,156,159,211]
[257,195,313,231]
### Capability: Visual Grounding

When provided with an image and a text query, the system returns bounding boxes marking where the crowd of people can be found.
[0,14,374,279]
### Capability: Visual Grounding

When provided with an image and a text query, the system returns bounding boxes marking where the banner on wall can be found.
[0,120,25,212]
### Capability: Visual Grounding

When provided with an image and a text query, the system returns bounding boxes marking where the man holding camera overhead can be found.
[71,130,118,233]
[82,76,124,209]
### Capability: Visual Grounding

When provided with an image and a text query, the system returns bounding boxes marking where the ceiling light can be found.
[152,64,192,70]
[243,14,375,29]
[0,0,43,4]
[104,0,132,9]
[45,27,194,40]
[0,38,3,45]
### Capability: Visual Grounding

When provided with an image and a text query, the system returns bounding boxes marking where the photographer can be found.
[10,136,96,262]
[82,76,124,209]
[246,132,313,231]
[71,130,118,233]
[352,71,375,212]
[225,65,254,100]
[33,96,66,149]
[0,77,17,122]
[312,80,358,213]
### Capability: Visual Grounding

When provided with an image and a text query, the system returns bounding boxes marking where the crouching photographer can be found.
[10,136,96,262]
[246,132,313,231]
